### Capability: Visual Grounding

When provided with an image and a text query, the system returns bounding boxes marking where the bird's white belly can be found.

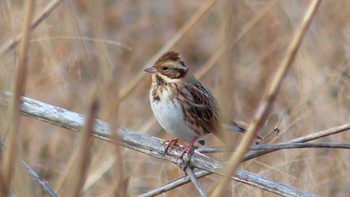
[150,91,198,142]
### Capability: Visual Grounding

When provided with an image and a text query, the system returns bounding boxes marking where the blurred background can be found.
[0,0,350,196]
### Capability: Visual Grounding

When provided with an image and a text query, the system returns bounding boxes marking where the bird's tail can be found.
[222,120,246,133]
[223,120,263,141]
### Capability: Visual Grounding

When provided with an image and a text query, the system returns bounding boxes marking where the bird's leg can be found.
[179,138,198,160]
[164,138,179,154]
[177,139,198,171]
[164,138,197,163]
[179,144,193,159]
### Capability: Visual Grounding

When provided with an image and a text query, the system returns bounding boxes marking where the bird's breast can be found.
[149,86,199,142]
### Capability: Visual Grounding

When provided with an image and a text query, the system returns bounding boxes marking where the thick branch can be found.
[0,92,316,197]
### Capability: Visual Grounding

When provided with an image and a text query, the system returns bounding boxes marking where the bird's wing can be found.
[182,82,221,135]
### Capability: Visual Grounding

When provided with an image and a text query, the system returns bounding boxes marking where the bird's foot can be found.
[179,144,194,159]
[163,138,179,155]
[177,144,198,171]
[164,139,197,170]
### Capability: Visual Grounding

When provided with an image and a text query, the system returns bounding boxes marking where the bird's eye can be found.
[162,66,169,71]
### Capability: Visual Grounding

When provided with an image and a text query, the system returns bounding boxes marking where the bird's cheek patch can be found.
[173,68,186,79]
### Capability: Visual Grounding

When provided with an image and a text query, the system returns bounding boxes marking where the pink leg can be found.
[179,138,197,159]
[164,138,179,154]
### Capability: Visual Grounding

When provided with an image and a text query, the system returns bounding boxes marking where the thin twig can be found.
[20,160,59,197]
[258,109,287,143]
[0,139,58,196]
[185,167,206,197]
[197,142,350,153]
[139,170,210,197]
[273,109,287,133]
[252,142,350,150]
[245,123,350,161]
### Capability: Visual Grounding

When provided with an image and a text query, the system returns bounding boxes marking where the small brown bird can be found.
[144,51,243,156]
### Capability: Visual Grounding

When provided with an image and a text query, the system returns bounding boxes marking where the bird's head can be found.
[144,51,189,83]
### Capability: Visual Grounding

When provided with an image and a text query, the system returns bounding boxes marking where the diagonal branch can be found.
[20,160,58,197]
[185,167,206,197]
[143,125,350,196]
[0,92,316,197]
[140,169,210,197]
[213,0,322,195]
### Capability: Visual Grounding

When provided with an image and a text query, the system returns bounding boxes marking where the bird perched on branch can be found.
[145,51,246,157]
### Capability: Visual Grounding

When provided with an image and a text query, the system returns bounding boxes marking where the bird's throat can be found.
[155,74,168,86]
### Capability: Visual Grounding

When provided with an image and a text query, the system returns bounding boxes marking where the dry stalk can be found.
[1,0,34,195]
[66,92,98,197]
[212,1,322,196]
[0,0,64,56]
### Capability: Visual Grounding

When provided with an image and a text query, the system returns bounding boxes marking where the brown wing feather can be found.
[183,82,221,136]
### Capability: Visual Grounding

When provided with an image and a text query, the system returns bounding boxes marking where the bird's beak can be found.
[144,66,157,73]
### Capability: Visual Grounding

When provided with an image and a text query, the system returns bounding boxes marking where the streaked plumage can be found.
[145,51,222,150]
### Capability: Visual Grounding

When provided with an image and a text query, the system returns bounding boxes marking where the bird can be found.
[144,51,244,157]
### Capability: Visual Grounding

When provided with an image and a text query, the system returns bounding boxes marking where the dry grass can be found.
[1,0,350,196]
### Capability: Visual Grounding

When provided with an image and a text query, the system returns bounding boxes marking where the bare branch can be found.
[244,124,350,161]
[185,167,206,197]
[197,142,350,153]
[139,170,210,197]
[20,160,58,197]
[0,92,316,197]
[141,128,350,195]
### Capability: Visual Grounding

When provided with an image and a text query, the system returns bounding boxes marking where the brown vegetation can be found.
[0,0,349,196]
